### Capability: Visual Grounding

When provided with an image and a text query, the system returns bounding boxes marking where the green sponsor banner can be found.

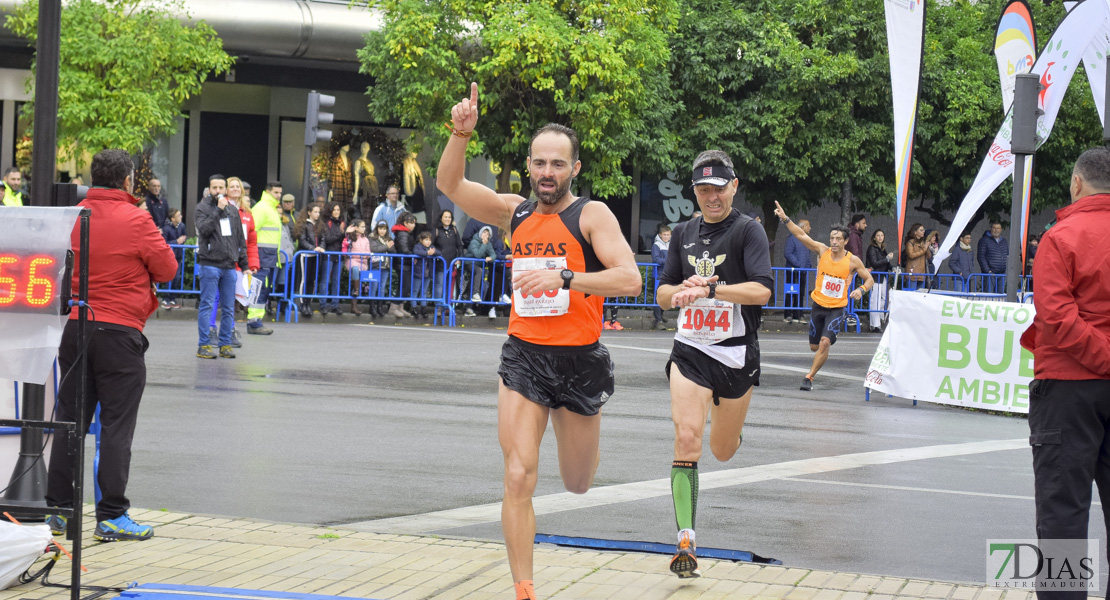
[865,291,1035,414]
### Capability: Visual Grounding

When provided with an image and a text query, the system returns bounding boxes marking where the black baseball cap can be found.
[691,164,736,187]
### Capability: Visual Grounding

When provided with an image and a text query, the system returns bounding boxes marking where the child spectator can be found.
[368,220,394,318]
[465,226,496,317]
[160,209,187,309]
[344,219,370,315]
[413,230,438,318]
[651,225,671,329]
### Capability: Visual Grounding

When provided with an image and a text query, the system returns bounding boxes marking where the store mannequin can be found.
[354,141,379,219]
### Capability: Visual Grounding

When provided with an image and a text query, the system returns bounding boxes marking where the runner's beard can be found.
[532,174,572,205]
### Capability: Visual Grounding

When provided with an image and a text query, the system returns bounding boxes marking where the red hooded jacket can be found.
[69,187,178,332]
[1020,193,1110,380]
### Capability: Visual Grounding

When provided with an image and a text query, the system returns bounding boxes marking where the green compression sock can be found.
[671,460,699,531]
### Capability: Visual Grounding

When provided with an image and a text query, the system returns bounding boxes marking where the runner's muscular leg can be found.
[669,363,713,462]
[549,407,602,494]
[708,387,752,462]
[498,381,550,583]
[807,337,832,378]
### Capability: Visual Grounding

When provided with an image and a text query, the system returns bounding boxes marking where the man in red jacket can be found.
[45,149,178,542]
[1021,146,1110,598]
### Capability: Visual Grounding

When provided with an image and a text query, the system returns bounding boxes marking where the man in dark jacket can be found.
[145,177,168,230]
[947,232,975,292]
[194,174,248,359]
[45,149,178,542]
[783,218,812,322]
[846,213,866,258]
[977,222,1008,293]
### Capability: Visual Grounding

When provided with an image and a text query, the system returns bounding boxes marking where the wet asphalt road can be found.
[103,317,1104,587]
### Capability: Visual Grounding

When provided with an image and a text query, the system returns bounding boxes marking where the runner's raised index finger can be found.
[470,82,478,108]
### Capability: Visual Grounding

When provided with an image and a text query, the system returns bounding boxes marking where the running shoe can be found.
[610,321,624,331]
[229,329,243,348]
[196,345,217,359]
[219,345,236,359]
[500,294,512,304]
[45,514,67,536]
[800,376,813,391]
[93,512,153,542]
[471,293,482,303]
[602,321,613,330]
[464,308,476,317]
[670,529,700,578]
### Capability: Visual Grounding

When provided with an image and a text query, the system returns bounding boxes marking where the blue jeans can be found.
[198,265,237,347]
[321,256,341,309]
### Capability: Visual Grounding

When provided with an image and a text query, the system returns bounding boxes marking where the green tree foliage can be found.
[669,0,893,233]
[914,0,1100,229]
[355,0,679,197]
[6,0,232,163]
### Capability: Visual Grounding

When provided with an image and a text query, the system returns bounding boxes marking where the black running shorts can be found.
[809,303,846,346]
[666,339,760,401]
[498,335,615,416]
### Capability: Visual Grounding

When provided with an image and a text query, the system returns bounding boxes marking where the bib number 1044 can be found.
[682,307,731,332]
[0,254,58,308]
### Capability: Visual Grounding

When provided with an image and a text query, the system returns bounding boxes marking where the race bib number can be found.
[821,274,846,299]
[678,298,738,344]
[220,218,232,237]
[511,256,570,317]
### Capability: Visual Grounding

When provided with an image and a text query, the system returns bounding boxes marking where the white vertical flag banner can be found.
[995,0,1038,113]
[934,0,1110,270]
[884,0,926,256]
[1065,0,1110,126]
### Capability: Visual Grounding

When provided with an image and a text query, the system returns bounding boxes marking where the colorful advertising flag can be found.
[995,0,1038,114]
[884,0,926,257]
[865,291,1035,414]
[1065,0,1110,126]
[933,0,1110,270]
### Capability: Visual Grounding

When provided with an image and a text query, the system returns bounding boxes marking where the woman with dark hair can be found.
[901,223,930,291]
[318,202,346,314]
[294,204,323,317]
[389,211,417,317]
[865,229,894,332]
[434,210,464,301]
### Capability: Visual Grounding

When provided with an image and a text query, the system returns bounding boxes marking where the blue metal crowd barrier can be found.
[155,245,291,313]
[605,263,663,309]
[288,250,450,324]
[445,257,513,326]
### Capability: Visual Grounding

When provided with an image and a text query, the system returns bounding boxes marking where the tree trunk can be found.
[496,156,514,193]
[840,178,854,226]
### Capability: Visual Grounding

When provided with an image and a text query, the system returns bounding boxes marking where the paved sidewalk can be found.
[1,507,1035,600]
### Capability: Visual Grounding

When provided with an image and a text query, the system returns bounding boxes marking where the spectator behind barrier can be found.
[161,208,187,309]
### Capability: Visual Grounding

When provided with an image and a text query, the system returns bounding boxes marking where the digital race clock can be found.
[0,253,68,313]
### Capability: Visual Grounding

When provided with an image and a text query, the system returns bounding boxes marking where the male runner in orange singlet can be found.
[438,83,642,600]
[773,200,874,391]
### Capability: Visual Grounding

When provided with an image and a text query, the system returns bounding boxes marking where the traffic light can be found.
[305,90,335,145]
[1010,73,1044,155]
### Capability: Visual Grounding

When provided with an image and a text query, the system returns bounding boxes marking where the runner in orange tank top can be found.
[774,201,874,392]
[438,83,642,600]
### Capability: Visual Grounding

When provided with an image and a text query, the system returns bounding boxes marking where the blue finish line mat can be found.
[534,534,782,565]
[119,584,381,600]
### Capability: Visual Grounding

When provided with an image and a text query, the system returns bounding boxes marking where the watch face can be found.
[561,269,573,281]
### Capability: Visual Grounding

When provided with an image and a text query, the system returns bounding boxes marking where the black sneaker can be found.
[800,376,813,391]
[219,345,236,359]
[196,345,217,359]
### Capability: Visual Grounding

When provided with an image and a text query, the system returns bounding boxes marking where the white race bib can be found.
[821,274,846,299]
[511,257,570,317]
[220,218,232,237]
[677,298,739,344]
